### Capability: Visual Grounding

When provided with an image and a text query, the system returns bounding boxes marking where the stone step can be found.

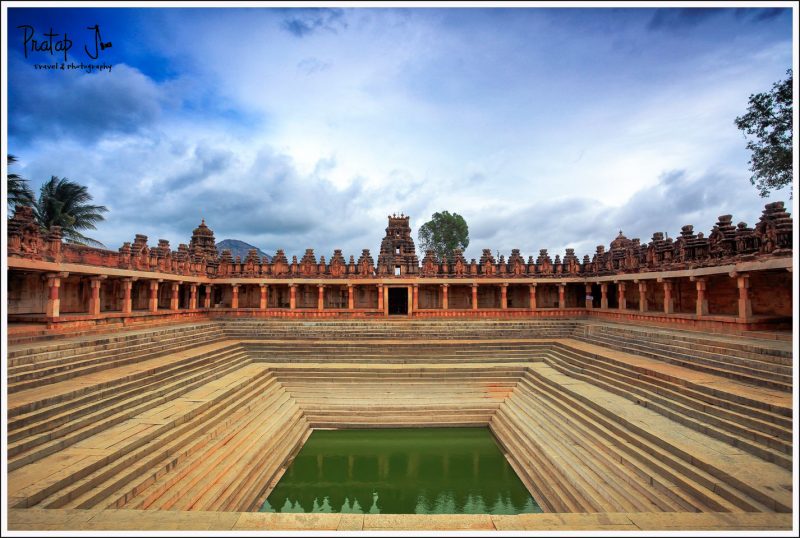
[8,332,227,389]
[13,365,275,509]
[524,368,789,512]
[7,323,223,363]
[547,347,791,438]
[583,323,792,358]
[8,351,251,471]
[576,333,792,391]
[543,349,792,469]
[9,347,250,447]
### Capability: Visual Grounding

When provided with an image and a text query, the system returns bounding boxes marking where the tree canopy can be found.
[417,211,469,261]
[34,176,109,247]
[7,155,35,213]
[734,69,793,198]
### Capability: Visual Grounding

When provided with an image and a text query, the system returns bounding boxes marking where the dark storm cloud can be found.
[8,56,164,144]
[281,9,347,38]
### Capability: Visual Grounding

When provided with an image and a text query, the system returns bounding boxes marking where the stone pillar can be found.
[662,280,674,314]
[148,280,160,312]
[693,277,708,317]
[45,273,65,319]
[170,282,180,310]
[120,278,133,314]
[736,273,752,321]
[529,284,537,309]
[500,284,508,309]
[377,284,384,310]
[204,285,212,309]
[412,284,419,311]
[600,283,608,310]
[442,284,449,310]
[558,283,566,309]
[638,281,648,312]
[472,284,479,310]
[617,282,626,311]
[407,286,413,316]
[290,284,297,310]
[231,284,239,309]
[318,284,325,310]
[348,285,354,309]
[189,284,198,310]
[260,284,268,310]
[585,284,593,309]
[88,276,104,316]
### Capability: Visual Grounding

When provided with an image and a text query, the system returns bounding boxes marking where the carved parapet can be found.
[755,201,793,254]
[356,249,375,277]
[420,250,439,276]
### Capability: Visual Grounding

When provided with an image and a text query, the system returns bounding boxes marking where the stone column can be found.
[148,280,160,312]
[585,284,593,309]
[170,282,180,310]
[638,281,648,312]
[290,284,297,310]
[600,283,608,309]
[348,284,354,309]
[88,276,104,316]
[204,285,212,309]
[442,284,449,310]
[617,282,626,311]
[377,284,384,310]
[662,280,674,314]
[318,284,325,310]
[472,284,479,310]
[189,284,198,310]
[500,284,508,309]
[412,284,419,311]
[45,272,65,319]
[558,283,566,309]
[231,284,239,309]
[407,286,413,316]
[120,278,134,314]
[260,284,268,309]
[693,277,708,317]
[736,273,752,321]
[529,284,537,309]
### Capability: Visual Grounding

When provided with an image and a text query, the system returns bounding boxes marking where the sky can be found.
[4,5,796,262]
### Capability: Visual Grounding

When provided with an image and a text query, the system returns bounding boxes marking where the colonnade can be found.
[33,272,760,322]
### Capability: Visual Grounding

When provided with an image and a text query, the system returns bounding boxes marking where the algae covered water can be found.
[261,427,541,515]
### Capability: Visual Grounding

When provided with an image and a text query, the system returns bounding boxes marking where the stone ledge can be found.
[6,509,793,531]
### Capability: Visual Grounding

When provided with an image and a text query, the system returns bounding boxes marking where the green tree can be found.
[417,211,469,261]
[7,154,35,213]
[34,176,109,247]
[735,69,793,198]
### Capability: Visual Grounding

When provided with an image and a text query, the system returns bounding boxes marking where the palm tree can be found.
[34,176,109,247]
[7,155,35,213]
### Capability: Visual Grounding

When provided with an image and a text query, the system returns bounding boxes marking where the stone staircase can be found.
[541,343,792,470]
[574,323,792,391]
[272,365,523,428]
[491,366,791,514]
[246,341,551,364]
[7,341,249,472]
[9,364,309,513]
[7,323,226,393]
[218,319,582,340]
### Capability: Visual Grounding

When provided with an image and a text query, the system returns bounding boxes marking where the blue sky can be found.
[5,6,795,261]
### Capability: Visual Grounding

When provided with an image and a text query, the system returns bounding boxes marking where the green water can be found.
[261,427,542,515]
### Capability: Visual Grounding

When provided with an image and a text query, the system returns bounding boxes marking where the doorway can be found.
[388,287,408,315]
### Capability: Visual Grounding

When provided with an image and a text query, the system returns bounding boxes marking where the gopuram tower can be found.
[377,213,420,276]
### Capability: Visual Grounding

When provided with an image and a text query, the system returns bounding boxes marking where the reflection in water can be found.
[261,428,542,515]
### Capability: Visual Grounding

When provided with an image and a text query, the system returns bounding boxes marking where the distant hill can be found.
[216,239,272,262]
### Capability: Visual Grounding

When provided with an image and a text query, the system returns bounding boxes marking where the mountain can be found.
[216,239,272,262]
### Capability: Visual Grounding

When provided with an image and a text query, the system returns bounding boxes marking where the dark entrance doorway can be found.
[388,287,408,315]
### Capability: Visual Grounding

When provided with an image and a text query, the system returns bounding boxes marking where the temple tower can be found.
[377,213,419,276]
